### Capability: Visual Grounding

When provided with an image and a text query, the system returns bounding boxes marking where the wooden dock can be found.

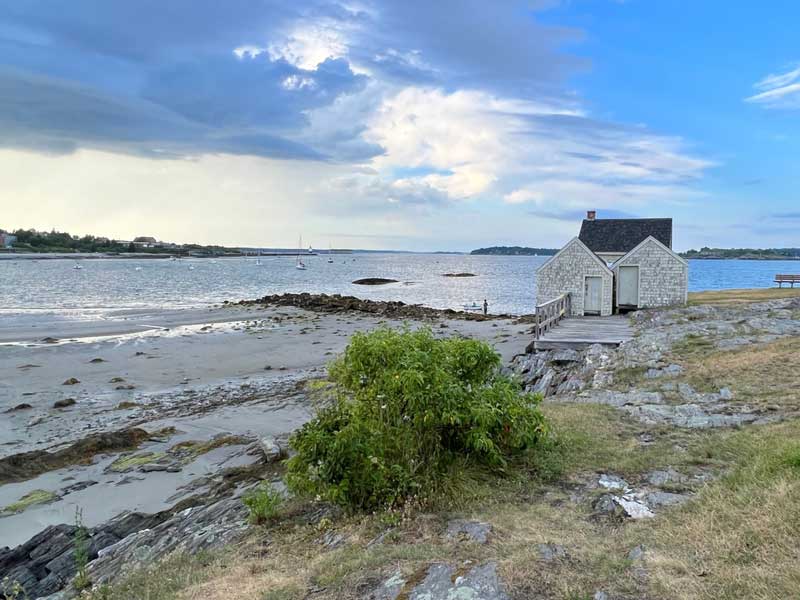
[533,315,634,350]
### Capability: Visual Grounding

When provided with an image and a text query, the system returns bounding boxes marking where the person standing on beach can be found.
[483,299,488,315]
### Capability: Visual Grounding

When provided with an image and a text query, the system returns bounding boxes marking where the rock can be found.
[263,365,272,370]
[26,415,46,427]
[352,278,399,285]
[613,496,655,519]
[318,531,347,549]
[41,337,59,343]
[445,519,492,544]
[646,468,687,487]
[593,592,608,600]
[627,545,646,561]
[52,398,76,409]
[383,562,509,600]
[643,491,690,508]
[550,349,580,364]
[442,273,477,277]
[139,463,170,472]
[89,358,106,363]
[7,403,33,412]
[259,437,285,463]
[599,474,629,492]
[88,497,249,587]
[592,494,620,516]
[719,387,733,400]
[0,427,151,485]
[61,378,80,386]
[371,571,407,600]
[536,543,568,561]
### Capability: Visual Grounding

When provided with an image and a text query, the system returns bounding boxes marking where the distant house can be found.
[536,211,687,315]
[133,236,159,248]
[0,232,17,248]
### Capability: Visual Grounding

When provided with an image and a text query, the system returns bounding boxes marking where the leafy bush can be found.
[242,483,283,524]
[286,327,548,510]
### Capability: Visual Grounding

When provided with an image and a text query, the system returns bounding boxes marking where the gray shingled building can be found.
[536,211,688,315]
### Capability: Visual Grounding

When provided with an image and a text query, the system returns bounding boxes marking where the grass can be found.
[1,489,58,515]
[107,451,166,472]
[688,288,800,306]
[242,483,283,524]
[644,420,800,599]
[676,337,800,410]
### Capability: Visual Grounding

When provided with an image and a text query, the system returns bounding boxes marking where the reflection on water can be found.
[0,255,797,318]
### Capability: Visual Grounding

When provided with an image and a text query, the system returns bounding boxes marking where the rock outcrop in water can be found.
[237,293,509,321]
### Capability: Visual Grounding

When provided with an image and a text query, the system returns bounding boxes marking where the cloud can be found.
[746,64,800,109]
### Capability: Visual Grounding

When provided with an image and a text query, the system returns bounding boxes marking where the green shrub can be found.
[243,483,283,524]
[286,327,548,510]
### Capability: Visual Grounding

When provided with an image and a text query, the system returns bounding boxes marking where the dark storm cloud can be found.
[0,1,580,159]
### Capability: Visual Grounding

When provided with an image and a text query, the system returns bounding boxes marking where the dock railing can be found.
[534,293,571,340]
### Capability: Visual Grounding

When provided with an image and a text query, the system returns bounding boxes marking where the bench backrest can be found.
[775,274,800,280]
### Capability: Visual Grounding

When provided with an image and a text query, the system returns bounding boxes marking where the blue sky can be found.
[0,0,797,250]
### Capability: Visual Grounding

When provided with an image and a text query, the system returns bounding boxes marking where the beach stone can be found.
[61,378,80,386]
[52,398,76,409]
[7,403,33,412]
[719,387,733,400]
[536,543,568,561]
[593,592,608,600]
[89,358,106,363]
[259,437,285,463]
[445,519,492,544]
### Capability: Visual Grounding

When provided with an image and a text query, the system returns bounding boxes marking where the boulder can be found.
[445,519,492,544]
[52,398,76,409]
[259,437,285,463]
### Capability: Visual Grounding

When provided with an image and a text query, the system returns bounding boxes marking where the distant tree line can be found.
[470,246,558,256]
[681,247,800,260]
[5,228,233,255]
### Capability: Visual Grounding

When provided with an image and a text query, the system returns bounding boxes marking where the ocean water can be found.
[0,254,797,319]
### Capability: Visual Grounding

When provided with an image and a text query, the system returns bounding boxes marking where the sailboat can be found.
[73,262,83,270]
[295,235,307,270]
[327,243,334,263]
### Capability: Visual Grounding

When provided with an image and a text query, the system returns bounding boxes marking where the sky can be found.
[0,1,798,252]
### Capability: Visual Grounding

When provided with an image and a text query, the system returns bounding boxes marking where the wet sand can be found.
[0,305,532,547]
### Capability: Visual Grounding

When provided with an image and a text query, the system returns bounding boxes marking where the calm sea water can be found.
[0,255,797,320]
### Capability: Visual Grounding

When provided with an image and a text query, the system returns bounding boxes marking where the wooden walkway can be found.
[533,315,634,350]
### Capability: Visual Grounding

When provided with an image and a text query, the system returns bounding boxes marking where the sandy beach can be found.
[0,302,532,548]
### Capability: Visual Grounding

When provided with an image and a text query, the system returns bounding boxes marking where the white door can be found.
[618,266,639,307]
[584,276,602,314]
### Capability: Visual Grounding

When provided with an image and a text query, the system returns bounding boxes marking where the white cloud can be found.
[267,22,350,70]
[746,64,800,109]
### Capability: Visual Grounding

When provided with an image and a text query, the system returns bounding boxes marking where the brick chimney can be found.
[586,210,596,221]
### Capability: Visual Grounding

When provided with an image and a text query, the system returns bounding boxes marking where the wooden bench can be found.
[775,274,800,288]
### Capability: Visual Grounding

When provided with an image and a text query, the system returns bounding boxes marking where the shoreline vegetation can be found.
[680,246,800,260]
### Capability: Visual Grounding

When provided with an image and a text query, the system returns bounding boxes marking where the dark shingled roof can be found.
[579,218,672,253]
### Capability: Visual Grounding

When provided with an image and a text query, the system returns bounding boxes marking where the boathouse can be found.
[536,211,688,315]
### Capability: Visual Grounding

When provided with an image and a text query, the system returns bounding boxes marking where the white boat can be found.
[462,302,482,312]
[255,259,262,266]
[134,266,142,271]
[295,235,307,270]
[73,263,83,270]
[188,265,195,271]
[327,243,334,263]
